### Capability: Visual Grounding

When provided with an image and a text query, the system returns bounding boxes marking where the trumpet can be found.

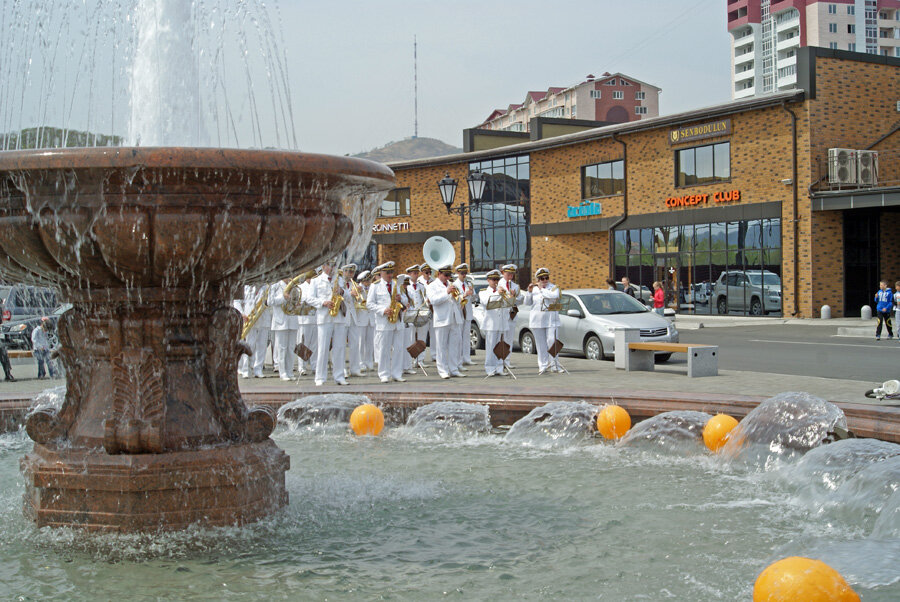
[328,275,345,317]
[459,276,474,308]
[240,285,270,339]
[350,279,367,310]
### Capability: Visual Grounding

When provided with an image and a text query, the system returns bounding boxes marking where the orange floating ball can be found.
[703,413,739,452]
[596,405,631,440]
[753,556,859,602]
[349,403,384,436]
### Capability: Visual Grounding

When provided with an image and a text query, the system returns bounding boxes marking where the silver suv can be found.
[713,270,781,315]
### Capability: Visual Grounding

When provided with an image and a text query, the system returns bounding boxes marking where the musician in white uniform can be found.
[452,263,475,370]
[268,278,300,381]
[341,263,367,377]
[404,264,428,373]
[296,272,317,376]
[356,270,375,372]
[426,265,466,379]
[239,284,271,378]
[366,261,409,383]
[524,267,561,374]
[418,264,435,364]
[499,264,523,367]
[478,270,509,377]
[310,263,349,386]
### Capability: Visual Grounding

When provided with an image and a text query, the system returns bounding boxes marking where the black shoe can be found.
[6,376,15,382]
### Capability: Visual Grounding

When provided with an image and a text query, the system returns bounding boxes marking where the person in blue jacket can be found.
[874,280,894,340]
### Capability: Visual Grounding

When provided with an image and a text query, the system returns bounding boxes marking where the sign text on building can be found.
[372,222,410,233]
[665,189,741,208]
[567,200,602,218]
[669,118,731,145]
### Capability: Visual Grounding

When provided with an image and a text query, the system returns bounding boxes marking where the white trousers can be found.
[362,325,375,369]
[347,323,364,373]
[547,326,560,370]
[533,326,560,372]
[273,329,297,378]
[428,322,435,361]
[484,330,504,376]
[375,327,406,381]
[457,318,473,365]
[241,326,268,376]
[433,324,456,378]
[316,322,347,383]
[297,323,317,371]
[450,321,466,372]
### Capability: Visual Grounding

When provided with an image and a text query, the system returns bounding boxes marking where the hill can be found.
[353,137,461,163]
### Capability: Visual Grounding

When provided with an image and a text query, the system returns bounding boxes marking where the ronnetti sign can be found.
[669,118,731,145]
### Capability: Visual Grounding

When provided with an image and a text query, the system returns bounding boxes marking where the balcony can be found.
[776,53,797,70]
[775,14,800,34]
[734,67,755,83]
[776,35,801,53]
[734,50,755,66]
[812,148,900,192]
[733,29,755,49]
[734,84,755,99]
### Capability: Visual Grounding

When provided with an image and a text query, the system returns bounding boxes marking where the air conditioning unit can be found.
[856,150,879,186]
[828,148,857,185]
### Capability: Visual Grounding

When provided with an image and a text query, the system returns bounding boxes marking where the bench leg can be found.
[686,347,718,377]
[625,349,655,372]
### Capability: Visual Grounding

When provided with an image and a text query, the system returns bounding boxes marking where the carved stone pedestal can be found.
[21,440,289,531]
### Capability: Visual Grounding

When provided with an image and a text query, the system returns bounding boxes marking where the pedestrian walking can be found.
[0,340,15,382]
[894,280,900,344]
[874,280,894,340]
[31,317,57,379]
[652,281,665,316]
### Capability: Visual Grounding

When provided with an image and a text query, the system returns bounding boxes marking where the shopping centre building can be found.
[371,48,899,318]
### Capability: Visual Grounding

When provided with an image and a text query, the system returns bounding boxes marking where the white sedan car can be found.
[472,288,678,362]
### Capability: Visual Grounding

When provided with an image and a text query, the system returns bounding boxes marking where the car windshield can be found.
[747,273,781,286]
[578,292,648,315]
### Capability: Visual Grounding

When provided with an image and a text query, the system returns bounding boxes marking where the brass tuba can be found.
[240,285,270,339]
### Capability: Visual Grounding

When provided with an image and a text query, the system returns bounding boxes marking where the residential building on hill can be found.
[478,73,661,133]
[728,0,900,99]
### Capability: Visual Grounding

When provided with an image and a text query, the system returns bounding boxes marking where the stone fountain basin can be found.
[0,147,394,294]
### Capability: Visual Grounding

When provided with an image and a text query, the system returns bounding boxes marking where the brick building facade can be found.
[372,48,899,319]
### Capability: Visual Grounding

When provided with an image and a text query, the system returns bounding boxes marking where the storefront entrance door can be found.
[655,253,680,311]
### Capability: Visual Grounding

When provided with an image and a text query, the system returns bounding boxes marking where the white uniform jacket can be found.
[525,283,561,329]
[499,279,524,305]
[427,279,463,328]
[366,278,409,331]
[453,278,475,321]
[298,281,316,325]
[268,280,299,331]
[242,284,272,327]
[343,280,366,327]
[310,273,347,324]
[406,280,427,309]
[478,287,508,332]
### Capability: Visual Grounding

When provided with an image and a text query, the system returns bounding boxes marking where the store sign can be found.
[566,200,602,218]
[668,118,731,145]
[665,189,741,208]
[372,221,410,233]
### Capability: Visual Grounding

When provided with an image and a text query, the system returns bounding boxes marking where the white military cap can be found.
[375,261,396,272]
[356,270,370,281]
[406,264,420,273]
[341,263,357,272]
[535,267,550,278]
[501,264,517,273]
[455,263,469,272]
[438,265,453,275]
[486,269,502,279]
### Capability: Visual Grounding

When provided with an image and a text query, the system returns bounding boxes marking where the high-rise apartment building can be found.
[728,0,900,98]
[478,73,660,132]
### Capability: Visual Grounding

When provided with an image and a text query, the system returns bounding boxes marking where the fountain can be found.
[0,0,393,530]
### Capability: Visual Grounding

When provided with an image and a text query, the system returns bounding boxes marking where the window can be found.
[828,23,838,33]
[613,91,624,100]
[621,79,632,85]
[676,142,730,187]
[590,90,602,99]
[582,159,625,199]
[849,42,857,51]
[635,91,646,100]
[848,24,856,33]
[603,79,616,86]
[635,106,648,115]
[377,188,411,217]
[829,42,838,49]
[848,5,855,15]
[828,4,837,14]
[467,155,530,273]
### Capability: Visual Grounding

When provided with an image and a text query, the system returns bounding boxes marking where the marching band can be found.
[234,253,568,382]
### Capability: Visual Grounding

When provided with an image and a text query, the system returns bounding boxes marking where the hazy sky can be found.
[282,0,733,155]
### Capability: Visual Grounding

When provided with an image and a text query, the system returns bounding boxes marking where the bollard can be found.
[861,305,872,320]
[820,305,831,320]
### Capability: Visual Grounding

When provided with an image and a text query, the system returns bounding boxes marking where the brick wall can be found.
[531,232,609,289]
[880,212,900,285]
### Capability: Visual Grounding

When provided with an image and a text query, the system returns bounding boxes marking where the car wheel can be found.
[749,297,763,316]
[520,330,536,355]
[654,353,672,364]
[470,323,484,351]
[716,297,727,314]
[583,335,603,360]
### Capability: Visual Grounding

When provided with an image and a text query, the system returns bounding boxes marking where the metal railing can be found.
[812,148,900,192]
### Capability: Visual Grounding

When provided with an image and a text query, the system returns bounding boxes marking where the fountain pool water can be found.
[1,417,899,599]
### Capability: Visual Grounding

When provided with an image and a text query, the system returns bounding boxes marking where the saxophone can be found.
[240,285,270,339]
[387,278,404,323]
[328,275,345,317]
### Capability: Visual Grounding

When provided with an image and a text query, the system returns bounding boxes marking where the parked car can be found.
[1,303,69,350]
[712,270,782,315]
[1,285,58,322]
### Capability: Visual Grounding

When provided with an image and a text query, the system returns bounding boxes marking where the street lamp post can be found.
[438,170,487,266]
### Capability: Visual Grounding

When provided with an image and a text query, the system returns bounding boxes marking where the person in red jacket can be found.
[652,281,665,316]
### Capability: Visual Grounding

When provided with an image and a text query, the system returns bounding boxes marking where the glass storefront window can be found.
[468,155,530,275]
[676,142,730,187]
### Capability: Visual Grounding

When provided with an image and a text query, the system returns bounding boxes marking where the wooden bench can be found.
[6,349,33,359]
[624,342,718,377]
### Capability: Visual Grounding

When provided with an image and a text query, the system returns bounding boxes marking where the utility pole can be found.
[413,35,418,139]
